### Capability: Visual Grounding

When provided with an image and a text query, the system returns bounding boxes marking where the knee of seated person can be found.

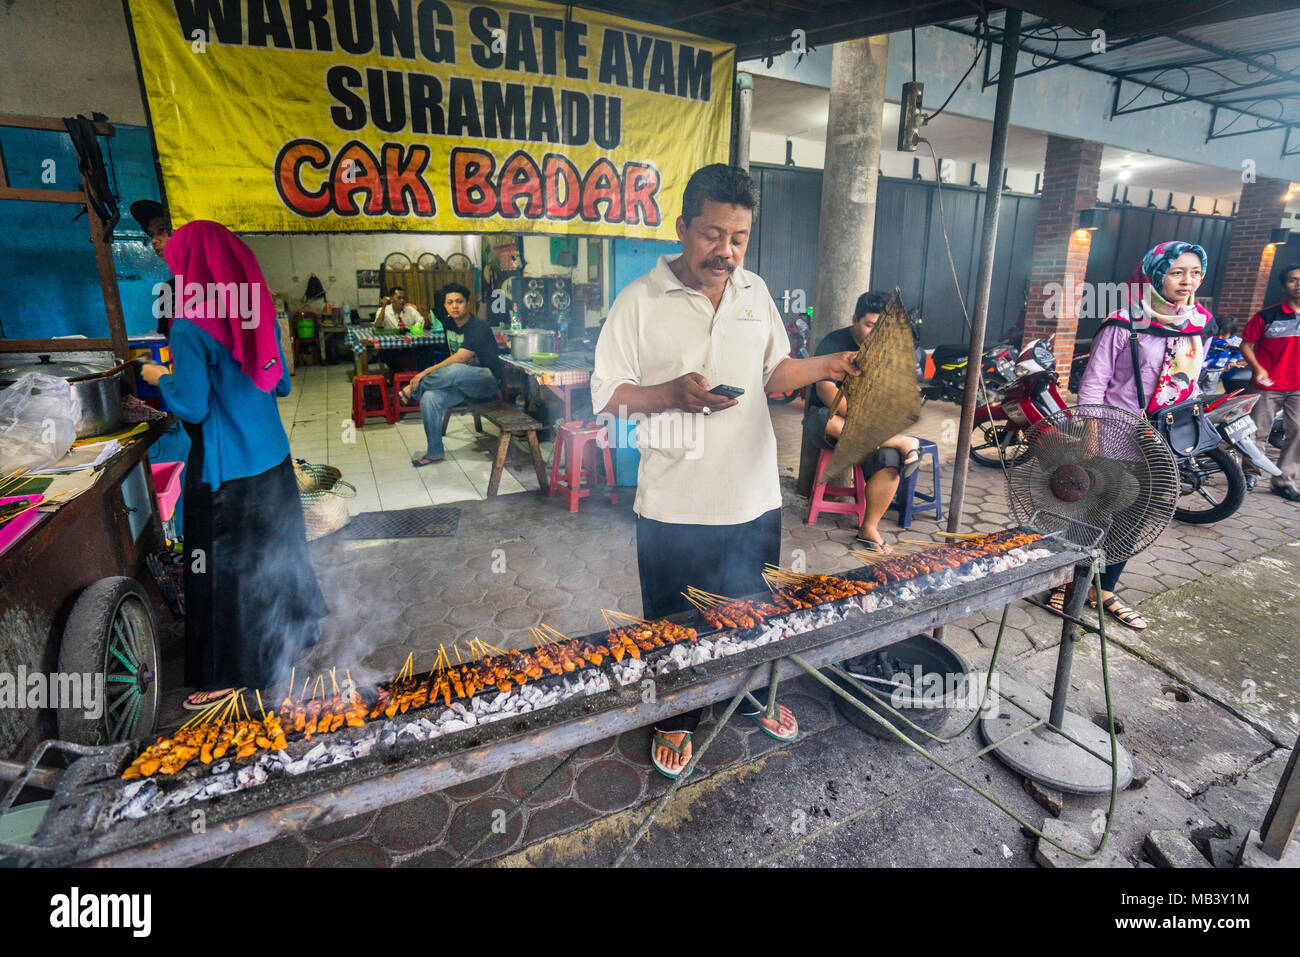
[419,390,441,411]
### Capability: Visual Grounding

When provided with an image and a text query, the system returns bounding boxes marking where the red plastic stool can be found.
[351,374,396,428]
[805,447,867,526]
[392,371,420,419]
[549,421,618,512]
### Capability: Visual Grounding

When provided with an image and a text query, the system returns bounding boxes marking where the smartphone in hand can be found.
[708,384,745,400]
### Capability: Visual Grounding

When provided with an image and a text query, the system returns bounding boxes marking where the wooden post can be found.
[86,200,130,363]
[1260,731,1300,860]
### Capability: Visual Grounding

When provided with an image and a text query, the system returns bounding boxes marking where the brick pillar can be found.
[1023,135,1104,377]
[1217,177,1288,320]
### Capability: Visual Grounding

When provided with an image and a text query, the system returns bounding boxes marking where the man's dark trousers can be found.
[636,508,781,734]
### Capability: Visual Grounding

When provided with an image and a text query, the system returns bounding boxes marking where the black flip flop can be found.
[901,446,922,480]
[411,455,444,468]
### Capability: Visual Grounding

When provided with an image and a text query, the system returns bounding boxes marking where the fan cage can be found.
[1006,405,1180,564]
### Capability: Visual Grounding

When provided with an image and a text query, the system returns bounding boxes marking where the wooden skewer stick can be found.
[255,689,267,723]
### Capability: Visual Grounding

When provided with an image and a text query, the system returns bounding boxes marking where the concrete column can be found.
[1217,177,1289,320]
[734,71,753,172]
[1023,135,1104,377]
[810,36,888,347]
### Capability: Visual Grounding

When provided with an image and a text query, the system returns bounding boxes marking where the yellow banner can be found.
[126,0,734,237]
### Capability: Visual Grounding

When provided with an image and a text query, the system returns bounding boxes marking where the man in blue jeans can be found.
[399,283,503,466]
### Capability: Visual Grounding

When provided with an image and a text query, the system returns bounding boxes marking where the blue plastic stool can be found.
[890,439,943,529]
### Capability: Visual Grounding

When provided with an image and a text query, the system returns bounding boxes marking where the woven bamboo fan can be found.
[825,290,923,475]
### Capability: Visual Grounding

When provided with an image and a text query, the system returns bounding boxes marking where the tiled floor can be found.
[279,364,549,514]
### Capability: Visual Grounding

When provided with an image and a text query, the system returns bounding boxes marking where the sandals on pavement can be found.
[855,535,890,554]
[650,732,694,780]
[1047,587,1066,614]
[748,705,798,742]
[411,455,444,468]
[182,687,242,711]
[1089,594,1148,630]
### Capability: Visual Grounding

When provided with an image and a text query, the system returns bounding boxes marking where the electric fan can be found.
[982,404,1180,793]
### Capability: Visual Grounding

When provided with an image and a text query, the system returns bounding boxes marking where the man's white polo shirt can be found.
[591,255,789,526]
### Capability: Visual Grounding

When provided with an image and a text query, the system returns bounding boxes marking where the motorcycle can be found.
[921,341,1017,406]
[969,337,1069,467]
[1199,336,1252,394]
[767,309,811,404]
[1174,390,1280,524]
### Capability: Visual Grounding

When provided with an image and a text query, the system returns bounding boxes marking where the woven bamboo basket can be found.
[301,478,356,541]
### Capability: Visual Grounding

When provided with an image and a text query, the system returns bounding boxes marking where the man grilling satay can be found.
[591,164,859,779]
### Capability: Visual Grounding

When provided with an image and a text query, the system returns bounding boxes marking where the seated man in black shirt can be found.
[802,290,921,551]
[400,282,503,466]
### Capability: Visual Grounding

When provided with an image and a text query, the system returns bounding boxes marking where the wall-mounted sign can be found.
[126,0,734,238]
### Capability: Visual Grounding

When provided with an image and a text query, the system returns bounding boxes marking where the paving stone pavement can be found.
[192,399,1298,867]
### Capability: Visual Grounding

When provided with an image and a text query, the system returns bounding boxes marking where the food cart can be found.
[0,114,171,762]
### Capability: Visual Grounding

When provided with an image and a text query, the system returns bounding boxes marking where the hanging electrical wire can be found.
[925,15,988,125]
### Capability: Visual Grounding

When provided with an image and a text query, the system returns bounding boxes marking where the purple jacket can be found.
[1077,321,1203,413]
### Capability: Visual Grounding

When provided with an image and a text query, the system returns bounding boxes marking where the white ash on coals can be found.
[886,547,1053,602]
[105,669,611,822]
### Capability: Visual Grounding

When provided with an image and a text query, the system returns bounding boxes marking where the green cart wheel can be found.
[55,577,160,745]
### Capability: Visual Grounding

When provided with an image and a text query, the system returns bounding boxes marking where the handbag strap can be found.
[1128,330,1148,414]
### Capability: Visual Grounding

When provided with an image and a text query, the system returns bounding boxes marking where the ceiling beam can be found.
[997,1,1103,33]
[735,1,985,61]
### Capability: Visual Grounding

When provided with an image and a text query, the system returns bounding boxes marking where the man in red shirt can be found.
[1241,263,1300,501]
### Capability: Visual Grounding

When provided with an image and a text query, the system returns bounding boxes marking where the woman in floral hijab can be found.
[1061,240,1212,630]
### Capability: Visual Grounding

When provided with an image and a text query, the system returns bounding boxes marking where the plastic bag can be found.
[0,373,82,472]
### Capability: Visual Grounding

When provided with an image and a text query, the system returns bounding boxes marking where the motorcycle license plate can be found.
[1224,415,1253,439]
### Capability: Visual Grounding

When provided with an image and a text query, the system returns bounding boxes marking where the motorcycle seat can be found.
[930,344,970,366]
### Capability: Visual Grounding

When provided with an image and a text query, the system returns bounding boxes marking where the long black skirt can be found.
[182,423,328,691]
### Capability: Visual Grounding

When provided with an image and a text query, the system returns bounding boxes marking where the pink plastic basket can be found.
[151,461,185,523]
[0,494,44,558]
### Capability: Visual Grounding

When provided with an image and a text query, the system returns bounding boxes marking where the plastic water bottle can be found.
[341,302,352,324]
[510,303,522,334]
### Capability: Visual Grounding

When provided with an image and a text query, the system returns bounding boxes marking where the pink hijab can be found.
[163,221,282,393]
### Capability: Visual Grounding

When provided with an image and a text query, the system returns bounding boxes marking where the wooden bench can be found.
[475,401,549,496]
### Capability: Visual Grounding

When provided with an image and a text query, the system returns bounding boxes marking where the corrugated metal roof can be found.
[947,9,1300,132]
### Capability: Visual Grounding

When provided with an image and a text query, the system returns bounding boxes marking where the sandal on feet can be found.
[855,535,890,554]
[749,705,798,742]
[182,687,241,711]
[1047,587,1066,614]
[650,732,694,780]
[411,455,444,467]
[901,445,922,480]
[1090,595,1147,630]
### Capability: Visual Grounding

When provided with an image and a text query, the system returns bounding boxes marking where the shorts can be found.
[802,406,903,476]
